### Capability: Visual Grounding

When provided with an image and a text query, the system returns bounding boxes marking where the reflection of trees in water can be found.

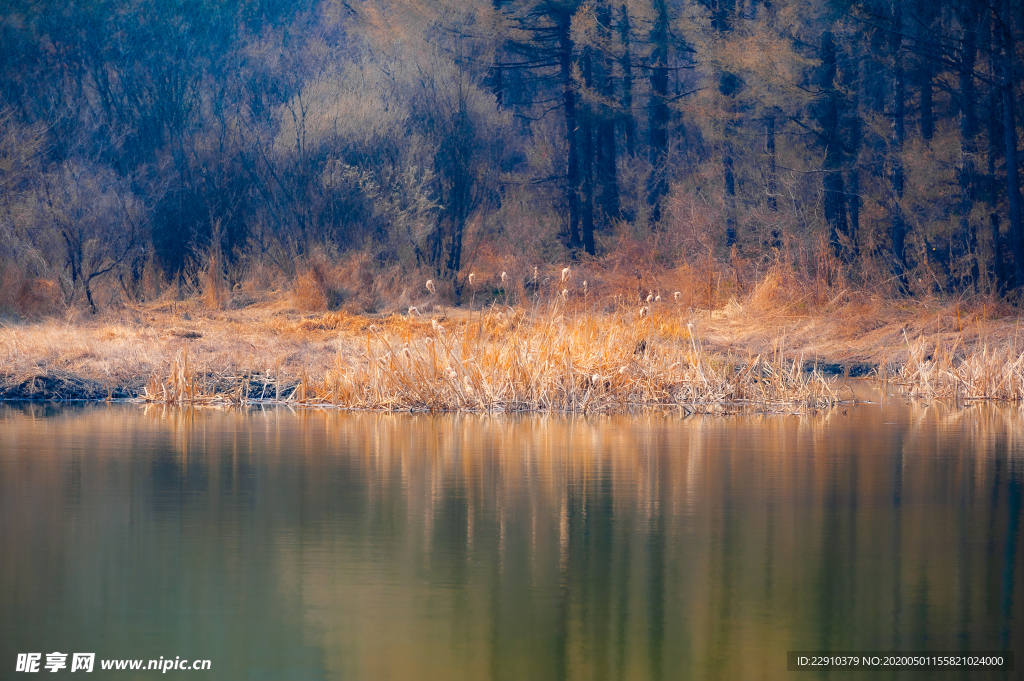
[0,404,1020,680]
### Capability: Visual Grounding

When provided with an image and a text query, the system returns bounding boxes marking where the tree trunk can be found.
[988,65,1006,291]
[724,144,737,247]
[715,1,738,247]
[647,0,670,223]
[596,1,620,223]
[619,4,635,159]
[919,62,934,141]
[766,114,782,250]
[581,48,596,255]
[958,14,979,288]
[820,31,850,261]
[443,106,472,300]
[848,165,860,258]
[490,0,505,106]
[988,14,1006,292]
[890,4,910,285]
[85,279,97,314]
[913,0,938,142]
[558,15,582,251]
[766,115,777,213]
[1000,79,1024,288]
[848,53,862,259]
[998,0,1024,286]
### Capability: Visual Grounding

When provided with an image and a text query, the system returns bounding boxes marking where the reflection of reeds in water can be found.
[891,334,1024,401]
[5,403,1020,681]
[143,305,847,413]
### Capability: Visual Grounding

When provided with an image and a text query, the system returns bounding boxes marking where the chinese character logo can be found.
[16,652,95,673]
[45,652,68,673]
[16,654,41,673]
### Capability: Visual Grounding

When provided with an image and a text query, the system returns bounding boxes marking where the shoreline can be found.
[0,362,878,403]
[2,296,1022,408]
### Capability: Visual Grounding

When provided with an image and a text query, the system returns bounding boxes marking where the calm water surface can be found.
[1,395,1021,680]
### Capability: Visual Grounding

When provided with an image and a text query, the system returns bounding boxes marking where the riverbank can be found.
[1,292,1021,409]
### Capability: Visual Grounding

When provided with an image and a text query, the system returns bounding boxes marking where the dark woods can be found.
[1,0,1022,312]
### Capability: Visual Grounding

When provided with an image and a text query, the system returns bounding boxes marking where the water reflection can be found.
[0,399,1020,680]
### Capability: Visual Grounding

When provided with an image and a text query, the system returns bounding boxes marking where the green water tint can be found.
[1,397,1020,680]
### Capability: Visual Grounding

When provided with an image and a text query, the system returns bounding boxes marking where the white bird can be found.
[425,279,436,294]
[674,291,681,301]
[501,271,508,283]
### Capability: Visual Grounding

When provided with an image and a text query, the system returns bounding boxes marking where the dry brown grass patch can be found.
[15,278,63,317]
[4,264,1024,409]
[137,303,849,413]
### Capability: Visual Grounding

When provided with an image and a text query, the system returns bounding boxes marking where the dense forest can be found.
[1,0,1023,312]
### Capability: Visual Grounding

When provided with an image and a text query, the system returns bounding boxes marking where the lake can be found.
[1,393,1020,679]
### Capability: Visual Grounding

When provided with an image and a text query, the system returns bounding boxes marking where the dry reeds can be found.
[142,346,250,406]
[291,253,347,312]
[199,251,228,310]
[7,259,1024,413]
[140,304,848,413]
[3,271,64,317]
[890,335,1024,402]
[292,270,329,312]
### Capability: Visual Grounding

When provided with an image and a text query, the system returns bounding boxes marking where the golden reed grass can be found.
[886,333,1024,402]
[10,256,1024,410]
[142,301,849,413]
[143,346,249,406]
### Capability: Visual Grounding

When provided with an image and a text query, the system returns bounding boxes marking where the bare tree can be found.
[36,162,147,312]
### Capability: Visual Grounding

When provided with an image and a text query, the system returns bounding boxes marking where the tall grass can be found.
[142,301,848,413]
[142,346,249,406]
[888,334,1024,401]
[8,249,1024,411]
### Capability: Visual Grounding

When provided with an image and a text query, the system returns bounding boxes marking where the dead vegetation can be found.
[884,335,1024,402]
[1,257,1023,411]
[174,302,849,413]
